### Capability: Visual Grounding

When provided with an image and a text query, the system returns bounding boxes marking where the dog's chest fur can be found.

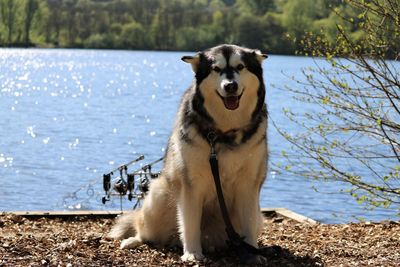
[167,109,267,199]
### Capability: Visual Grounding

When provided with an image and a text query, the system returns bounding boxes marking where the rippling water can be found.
[0,48,397,223]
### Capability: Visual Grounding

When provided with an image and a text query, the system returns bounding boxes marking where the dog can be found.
[108,44,268,264]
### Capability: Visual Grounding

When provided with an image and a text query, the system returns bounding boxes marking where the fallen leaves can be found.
[0,213,399,266]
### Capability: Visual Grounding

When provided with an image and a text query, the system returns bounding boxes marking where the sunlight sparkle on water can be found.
[27,126,36,138]
[68,139,79,149]
[0,154,14,167]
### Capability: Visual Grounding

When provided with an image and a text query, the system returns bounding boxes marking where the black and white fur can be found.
[108,44,268,263]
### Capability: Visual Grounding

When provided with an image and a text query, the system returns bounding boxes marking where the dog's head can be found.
[182,44,267,112]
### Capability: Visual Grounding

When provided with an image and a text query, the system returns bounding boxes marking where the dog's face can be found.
[182,44,267,112]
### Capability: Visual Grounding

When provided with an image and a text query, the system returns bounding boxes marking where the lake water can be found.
[0,48,397,223]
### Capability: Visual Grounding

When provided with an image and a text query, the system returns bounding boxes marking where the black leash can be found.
[207,132,272,263]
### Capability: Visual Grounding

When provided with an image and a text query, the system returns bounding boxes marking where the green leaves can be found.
[321,96,330,105]
[275,0,400,215]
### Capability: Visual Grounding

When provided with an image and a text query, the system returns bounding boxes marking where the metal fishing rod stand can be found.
[101,155,163,212]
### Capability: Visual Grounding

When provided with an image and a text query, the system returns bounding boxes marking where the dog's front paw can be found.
[181,251,204,262]
[120,236,142,249]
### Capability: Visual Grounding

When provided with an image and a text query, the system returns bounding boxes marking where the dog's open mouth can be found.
[223,96,240,110]
[218,91,244,111]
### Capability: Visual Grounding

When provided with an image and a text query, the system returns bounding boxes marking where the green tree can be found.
[150,1,173,50]
[276,0,400,212]
[23,0,39,46]
[234,14,264,49]
[176,25,219,51]
[74,0,94,42]
[118,21,148,49]
[45,0,62,46]
[150,3,164,49]
[281,0,314,38]
[1,0,18,45]
[63,0,78,46]
[261,12,293,54]
[83,33,115,49]
[235,0,275,15]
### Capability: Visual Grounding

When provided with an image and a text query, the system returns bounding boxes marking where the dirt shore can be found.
[0,213,399,266]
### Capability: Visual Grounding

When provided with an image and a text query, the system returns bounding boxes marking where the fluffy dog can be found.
[108,44,268,263]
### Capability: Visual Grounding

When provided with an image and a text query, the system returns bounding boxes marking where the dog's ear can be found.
[181,54,200,72]
[252,50,268,64]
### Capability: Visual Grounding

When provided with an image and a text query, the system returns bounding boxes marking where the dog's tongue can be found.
[223,96,239,110]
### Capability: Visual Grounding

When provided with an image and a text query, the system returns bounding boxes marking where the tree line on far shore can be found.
[0,0,372,54]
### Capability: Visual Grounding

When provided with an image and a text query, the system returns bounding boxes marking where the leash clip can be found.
[207,131,218,158]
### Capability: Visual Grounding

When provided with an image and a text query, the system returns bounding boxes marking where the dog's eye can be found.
[236,64,245,71]
[213,66,221,73]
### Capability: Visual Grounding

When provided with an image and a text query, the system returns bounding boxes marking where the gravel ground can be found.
[0,213,399,266]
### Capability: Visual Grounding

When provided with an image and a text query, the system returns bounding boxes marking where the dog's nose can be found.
[224,81,238,94]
